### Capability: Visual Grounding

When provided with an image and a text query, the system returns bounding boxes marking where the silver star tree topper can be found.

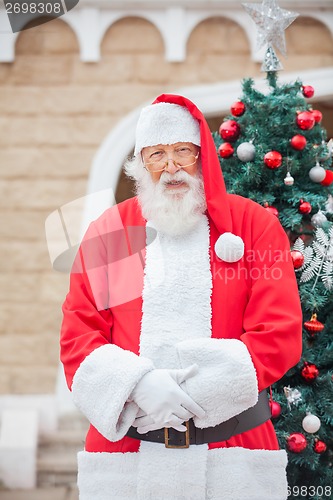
[242,0,299,71]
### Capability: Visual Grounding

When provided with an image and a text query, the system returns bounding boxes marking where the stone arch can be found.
[186,15,250,55]
[286,16,333,55]
[100,14,165,57]
[304,12,333,41]
[182,10,261,63]
[14,16,79,55]
[283,16,333,72]
[99,15,167,85]
[185,15,254,81]
[9,17,78,85]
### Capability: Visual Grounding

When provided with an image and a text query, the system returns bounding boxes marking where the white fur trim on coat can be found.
[176,337,258,427]
[140,216,212,367]
[77,447,288,500]
[138,441,208,500]
[71,344,154,441]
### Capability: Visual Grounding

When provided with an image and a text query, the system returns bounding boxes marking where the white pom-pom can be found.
[214,233,244,263]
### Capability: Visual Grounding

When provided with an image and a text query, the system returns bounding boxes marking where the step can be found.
[39,429,86,451]
[37,442,80,488]
[0,486,78,500]
[34,413,88,489]
[57,414,88,433]
[36,414,88,489]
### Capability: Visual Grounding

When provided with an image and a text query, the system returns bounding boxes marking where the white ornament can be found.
[284,386,302,409]
[261,44,283,72]
[302,414,321,434]
[311,210,327,228]
[309,164,326,183]
[319,140,332,161]
[236,142,256,162]
[242,0,299,56]
[215,233,245,263]
[284,172,294,186]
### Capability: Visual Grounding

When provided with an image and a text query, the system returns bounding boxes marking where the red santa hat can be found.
[135,94,244,263]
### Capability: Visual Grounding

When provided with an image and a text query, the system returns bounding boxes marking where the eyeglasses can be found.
[143,149,200,173]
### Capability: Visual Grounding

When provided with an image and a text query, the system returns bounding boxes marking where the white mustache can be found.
[160,171,191,185]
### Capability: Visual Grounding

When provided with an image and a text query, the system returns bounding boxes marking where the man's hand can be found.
[133,412,188,433]
[130,364,205,433]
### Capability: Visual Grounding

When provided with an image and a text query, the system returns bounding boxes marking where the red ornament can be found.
[290,250,304,269]
[218,142,234,158]
[320,170,333,187]
[304,313,324,334]
[264,203,279,217]
[290,134,307,151]
[264,151,282,169]
[231,101,246,117]
[301,362,319,381]
[299,200,312,214]
[287,433,307,453]
[312,110,322,123]
[314,440,327,454]
[219,120,241,142]
[269,400,282,418]
[302,85,315,98]
[296,111,315,130]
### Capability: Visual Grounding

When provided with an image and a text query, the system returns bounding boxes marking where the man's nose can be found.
[164,158,180,174]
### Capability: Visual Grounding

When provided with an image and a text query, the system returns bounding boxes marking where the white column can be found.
[0,410,38,488]
[66,7,102,62]
[158,7,188,62]
[0,10,18,62]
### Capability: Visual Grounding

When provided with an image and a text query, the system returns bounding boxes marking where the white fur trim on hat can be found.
[215,232,245,262]
[134,102,201,155]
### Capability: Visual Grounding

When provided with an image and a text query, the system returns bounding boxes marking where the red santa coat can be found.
[61,93,302,500]
[61,194,302,500]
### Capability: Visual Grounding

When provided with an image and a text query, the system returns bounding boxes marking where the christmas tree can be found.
[213,2,333,498]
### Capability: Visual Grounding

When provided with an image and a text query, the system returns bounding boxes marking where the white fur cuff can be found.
[176,338,258,428]
[71,344,154,441]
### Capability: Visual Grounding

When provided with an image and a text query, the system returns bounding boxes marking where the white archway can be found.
[82,66,333,232]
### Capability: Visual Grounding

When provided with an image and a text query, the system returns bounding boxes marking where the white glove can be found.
[130,364,205,433]
[134,415,188,433]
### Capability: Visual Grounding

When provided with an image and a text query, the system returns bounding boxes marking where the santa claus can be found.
[60,94,302,499]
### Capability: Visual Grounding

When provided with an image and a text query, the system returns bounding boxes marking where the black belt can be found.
[127,390,271,448]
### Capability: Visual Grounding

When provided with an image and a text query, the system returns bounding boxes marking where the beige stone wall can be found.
[0,14,332,394]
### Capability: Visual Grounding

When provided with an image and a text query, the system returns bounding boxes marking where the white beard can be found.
[137,170,207,237]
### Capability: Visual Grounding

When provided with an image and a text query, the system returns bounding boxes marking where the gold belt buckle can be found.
[164,421,190,449]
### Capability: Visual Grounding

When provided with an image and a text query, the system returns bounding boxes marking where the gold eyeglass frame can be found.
[143,152,200,173]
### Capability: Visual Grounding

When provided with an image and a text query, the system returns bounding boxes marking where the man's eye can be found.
[151,151,163,158]
[177,148,191,155]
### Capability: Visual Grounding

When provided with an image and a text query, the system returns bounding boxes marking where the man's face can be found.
[136,141,206,236]
[141,142,200,192]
